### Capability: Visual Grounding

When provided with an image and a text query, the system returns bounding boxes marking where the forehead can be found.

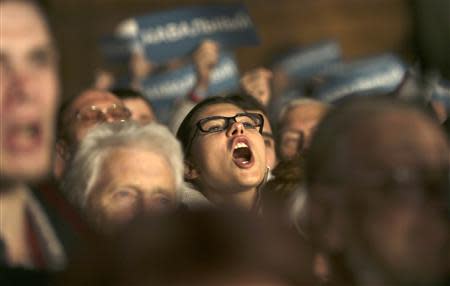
[282,103,327,129]
[71,90,122,112]
[286,103,327,121]
[195,103,244,121]
[101,147,175,184]
[353,111,449,169]
[104,147,170,171]
[0,2,51,50]
[123,97,152,112]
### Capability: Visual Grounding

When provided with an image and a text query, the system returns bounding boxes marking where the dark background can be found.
[44,0,414,100]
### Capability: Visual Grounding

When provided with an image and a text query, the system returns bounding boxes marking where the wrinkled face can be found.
[86,147,177,232]
[279,103,327,160]
[64,90,129,144]
[123,97,155,125]
[0,2,59,182]
[189,103,266,194]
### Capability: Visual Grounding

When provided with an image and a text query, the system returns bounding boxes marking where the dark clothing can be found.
[0,179,91,285]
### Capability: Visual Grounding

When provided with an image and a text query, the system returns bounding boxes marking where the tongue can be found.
[233,148,251,164]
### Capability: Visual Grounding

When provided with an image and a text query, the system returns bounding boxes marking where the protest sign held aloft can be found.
[139,52,240,122]
[311,54,406,103]
[104,4,260,64]
[272,40,342,82]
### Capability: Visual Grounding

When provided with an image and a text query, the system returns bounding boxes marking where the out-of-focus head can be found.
[176,96,267,202]
[277,98,329,160]
[61,209,317,286]
[240,68,273,107]
[307,97,450,285]
[226,94,278,170]
[63,122,184,233]
[129,50,153,81]
[111,88,156,125]
[59,89,131,146]
[0,0,59,183]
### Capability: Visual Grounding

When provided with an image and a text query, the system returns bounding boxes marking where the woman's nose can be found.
[226,121,245,137]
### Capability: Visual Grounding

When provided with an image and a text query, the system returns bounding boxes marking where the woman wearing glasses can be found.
[176,96,268,211]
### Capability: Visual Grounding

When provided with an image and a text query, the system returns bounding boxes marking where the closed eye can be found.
[112,188,138,201]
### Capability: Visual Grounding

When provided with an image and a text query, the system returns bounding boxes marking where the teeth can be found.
[234,142,248,149]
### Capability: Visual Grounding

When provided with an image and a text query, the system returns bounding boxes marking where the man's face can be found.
[64,90,129,144]
[279,103,327,160]
[310,111,450,284]
[0,1,59,182]
[189,103,266,195]
[86,147,177,232]
[361,185,449,284]
[356,115,450,284]
[123,97,155,125]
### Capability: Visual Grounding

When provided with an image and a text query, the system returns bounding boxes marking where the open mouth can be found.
[232,139,254,169]
[6,122,43,152]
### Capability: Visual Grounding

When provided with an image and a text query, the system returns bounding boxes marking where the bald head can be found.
[307,98,448,187]
[60,89,127,145]
[306,97,449,285]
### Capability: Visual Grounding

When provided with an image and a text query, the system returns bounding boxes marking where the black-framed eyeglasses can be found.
[185,112,264,155]
[75,104,131,126]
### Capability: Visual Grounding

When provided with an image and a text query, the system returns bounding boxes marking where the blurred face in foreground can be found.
[86,147,177,232]
[354,113,450,284]
[0,1,59,183]
[310,109,450,285]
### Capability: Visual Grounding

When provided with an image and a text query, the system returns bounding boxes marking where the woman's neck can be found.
[202,186,258,211]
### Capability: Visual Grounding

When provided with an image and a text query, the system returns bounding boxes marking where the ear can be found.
[55,140,71,161]
[184,160,199,181]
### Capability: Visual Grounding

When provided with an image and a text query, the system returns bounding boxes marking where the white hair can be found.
[62,122,185,210]
[278,98,330,124]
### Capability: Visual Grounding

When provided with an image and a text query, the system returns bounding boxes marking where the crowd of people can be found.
[1,0,449,285]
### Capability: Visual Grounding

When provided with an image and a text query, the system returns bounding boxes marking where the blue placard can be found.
[312,54,406,103]
[127,4,260,63]
[141,52,240,122]
[272,40,342,81]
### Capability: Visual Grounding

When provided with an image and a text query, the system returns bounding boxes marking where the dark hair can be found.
[176,96,243,158]
[225,94,275,132]
[225,94,268,117]
[110,88,154,110]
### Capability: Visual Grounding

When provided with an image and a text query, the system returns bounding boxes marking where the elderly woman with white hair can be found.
[62,122,184,233]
